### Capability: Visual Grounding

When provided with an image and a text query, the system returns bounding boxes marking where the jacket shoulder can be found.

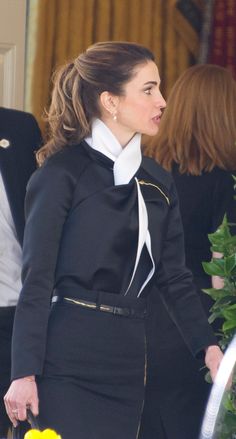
[141,156,173,189]
[33,142,90,187]
[44,143,89,171]
[0,107,37,125]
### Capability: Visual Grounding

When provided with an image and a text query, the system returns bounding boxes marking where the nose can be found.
[157,91,166,109]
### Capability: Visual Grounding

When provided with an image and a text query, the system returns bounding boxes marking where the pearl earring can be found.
[113,113,117,121]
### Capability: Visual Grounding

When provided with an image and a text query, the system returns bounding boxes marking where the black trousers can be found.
[0,307,29,439]
[37,292,147,439]
[0,307,15,437]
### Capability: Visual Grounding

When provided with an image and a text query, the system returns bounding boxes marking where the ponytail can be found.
[36,62,90,166]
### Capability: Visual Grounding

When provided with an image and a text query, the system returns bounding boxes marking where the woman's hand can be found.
[4,376,39,427]
[212,252,224,289]
[205,345,224,381]
[212,275,224,289]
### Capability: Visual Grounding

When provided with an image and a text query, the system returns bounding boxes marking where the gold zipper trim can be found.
[64,297,97,309]
[64,298,119,314]
[100,305,112,312]
[138,180,170,205]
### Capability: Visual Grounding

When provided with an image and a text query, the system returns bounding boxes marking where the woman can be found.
[140,64,236,439]
[4,43,222,439]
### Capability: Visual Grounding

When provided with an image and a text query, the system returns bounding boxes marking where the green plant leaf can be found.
[208,311,223,324]
[202,260,225,276]
[208,218,231,243]
[222,304,236,322]
[223,302,236,312]
[220,410,236,432]
[222,319,236,331]
[225,254,236,274]
[204,370,212,384]
[216,296,236,306]
[224,393,236,414]
[202,288,235,300]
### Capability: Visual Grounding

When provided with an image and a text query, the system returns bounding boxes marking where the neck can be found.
[101,117,137,148]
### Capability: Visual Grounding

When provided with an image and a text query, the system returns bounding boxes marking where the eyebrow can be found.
[143,81,159,86]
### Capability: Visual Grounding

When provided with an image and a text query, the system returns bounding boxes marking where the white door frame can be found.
[0,0,27,109]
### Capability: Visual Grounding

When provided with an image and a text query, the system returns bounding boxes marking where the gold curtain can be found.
[30,0,198,146]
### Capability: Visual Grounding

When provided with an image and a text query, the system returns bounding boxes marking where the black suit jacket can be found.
[12,141,216,379]
[0,107,42,246]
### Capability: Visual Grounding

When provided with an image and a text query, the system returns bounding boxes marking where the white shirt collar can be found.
[85,119,142,185]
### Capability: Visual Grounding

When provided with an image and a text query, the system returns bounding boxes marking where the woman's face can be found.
[115,61,166,144]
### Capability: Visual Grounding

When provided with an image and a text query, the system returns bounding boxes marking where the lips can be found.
[151,114,161,124]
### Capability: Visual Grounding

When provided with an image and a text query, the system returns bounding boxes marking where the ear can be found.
[99,91,119,116]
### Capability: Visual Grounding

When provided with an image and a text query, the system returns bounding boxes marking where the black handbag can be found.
[12,409,40,439]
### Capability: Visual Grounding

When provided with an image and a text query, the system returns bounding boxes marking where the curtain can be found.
[208,0,236,79]
[27,0,198,147]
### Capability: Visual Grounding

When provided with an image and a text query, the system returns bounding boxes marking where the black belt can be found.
[52,296,147,319]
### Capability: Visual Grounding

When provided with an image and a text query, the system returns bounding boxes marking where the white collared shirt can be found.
[0,172,22,306]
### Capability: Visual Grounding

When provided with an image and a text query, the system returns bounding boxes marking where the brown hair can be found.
[150,64,236,175]
[37,41,154,165]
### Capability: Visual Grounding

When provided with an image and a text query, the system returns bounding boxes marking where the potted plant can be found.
[203,216,236,438]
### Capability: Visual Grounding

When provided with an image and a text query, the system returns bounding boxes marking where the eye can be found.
[144,87,152,95]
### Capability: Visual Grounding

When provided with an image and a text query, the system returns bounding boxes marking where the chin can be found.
[142,127,159,137]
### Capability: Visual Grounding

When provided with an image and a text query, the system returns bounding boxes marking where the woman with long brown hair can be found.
[140,64,236,439]
[4,47,222,439]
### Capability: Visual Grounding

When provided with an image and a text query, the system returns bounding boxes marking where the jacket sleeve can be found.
[211,171,236,232]
[11,160,76,380]
[155,178,217,357]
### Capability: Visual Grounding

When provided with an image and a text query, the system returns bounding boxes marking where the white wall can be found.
[0,0,27,109]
